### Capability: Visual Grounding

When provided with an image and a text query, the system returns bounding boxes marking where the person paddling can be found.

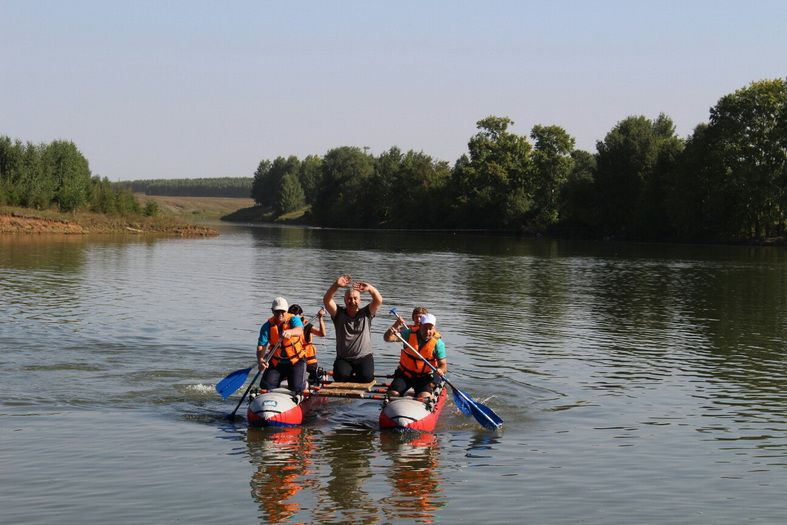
[384,312,448,402]
[257,297,307,395]
[323,274,382,383]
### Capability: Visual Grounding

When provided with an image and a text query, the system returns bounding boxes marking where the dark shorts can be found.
[333,354,374,383]
[387,367,434,397]
[260,359,307,393]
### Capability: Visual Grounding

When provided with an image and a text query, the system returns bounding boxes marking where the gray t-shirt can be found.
[332,305,374,360]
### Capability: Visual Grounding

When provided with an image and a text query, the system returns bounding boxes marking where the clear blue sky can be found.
[2,0,785,181]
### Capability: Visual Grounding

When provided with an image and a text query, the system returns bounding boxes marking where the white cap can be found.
[271,297,288,311]
[419,313,437,326]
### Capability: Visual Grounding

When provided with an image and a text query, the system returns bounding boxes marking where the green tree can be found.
[116,188,141,214]
[593,114,683,238]
[143,200,160,216]
[299,155,323,204]
[706,78,787,239]
[0,136,24,205]
[90,176,119,214]
[559,149,597,233]
[530,125,575,228]
[278,172,305,214]
[251,159,273,205]
[44,140,91,212]
[396,150,451,228]
[669,124,725,239]
[16,142,49,208]
[314,146,375,227]
[451,116,533,228]
[369,146,404,226]
[270,157,301,211]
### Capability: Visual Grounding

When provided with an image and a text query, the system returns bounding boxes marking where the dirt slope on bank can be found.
[0,208,216,236]
[0,213,85,233]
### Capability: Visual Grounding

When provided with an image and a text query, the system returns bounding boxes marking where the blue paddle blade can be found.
[451,386,503,430]
[471,400,504,430]
[215,366,253,399]
[451,387,474,416]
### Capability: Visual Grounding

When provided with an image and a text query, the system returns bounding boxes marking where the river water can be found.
[1,225,786,524]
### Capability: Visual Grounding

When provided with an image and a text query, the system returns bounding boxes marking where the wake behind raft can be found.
[245,378,448,432]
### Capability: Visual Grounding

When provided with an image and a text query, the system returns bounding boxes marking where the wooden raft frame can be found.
[313,380,378,398]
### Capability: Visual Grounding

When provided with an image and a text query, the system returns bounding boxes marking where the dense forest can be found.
[0,138,149,215]
[252,78,787,242]
[116,177,252,198]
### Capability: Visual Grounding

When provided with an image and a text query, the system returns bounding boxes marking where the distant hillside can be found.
[115,177,253,198]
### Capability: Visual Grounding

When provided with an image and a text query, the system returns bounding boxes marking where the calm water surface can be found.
[2,225,787,524]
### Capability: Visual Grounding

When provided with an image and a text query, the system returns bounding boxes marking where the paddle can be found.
[226,338,284,420]
[216,365,255,399]
[229,369,261,420]
[390,308,503,430]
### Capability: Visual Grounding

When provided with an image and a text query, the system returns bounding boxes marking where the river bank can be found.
[0,206,217,235]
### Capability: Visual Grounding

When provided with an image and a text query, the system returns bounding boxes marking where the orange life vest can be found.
[302,322,318,366]
[267,313,305,366]
[399,330,440,378]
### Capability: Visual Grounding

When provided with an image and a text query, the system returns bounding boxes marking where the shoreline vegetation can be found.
[240,78,787,244]
[4,78,786,242]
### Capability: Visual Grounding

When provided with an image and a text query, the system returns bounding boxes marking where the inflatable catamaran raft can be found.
[245,378,448,431]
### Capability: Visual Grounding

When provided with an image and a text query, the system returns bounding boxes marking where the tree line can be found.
[0,137,147,215]
[116,177,252,198]
[252,78,787,242]
[4,78,784,242]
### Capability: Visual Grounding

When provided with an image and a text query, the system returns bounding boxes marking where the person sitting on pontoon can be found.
[257,296,306,394]
[383,313,448,402]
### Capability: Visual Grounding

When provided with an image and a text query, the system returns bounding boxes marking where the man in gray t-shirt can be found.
[323,274,383,383]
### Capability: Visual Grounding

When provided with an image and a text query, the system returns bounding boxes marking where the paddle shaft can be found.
[230,369,261,418]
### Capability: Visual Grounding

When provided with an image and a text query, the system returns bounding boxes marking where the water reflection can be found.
[379,431,445,524]
[317,428,378,525]
[246,223,565,257]
[0,234,87,272]
[246,426,316,524]
[243,424,449,525]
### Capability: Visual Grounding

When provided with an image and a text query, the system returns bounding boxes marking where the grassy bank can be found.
[134,194,255,220]
[0,205,217,235]
[221,204,309,224]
